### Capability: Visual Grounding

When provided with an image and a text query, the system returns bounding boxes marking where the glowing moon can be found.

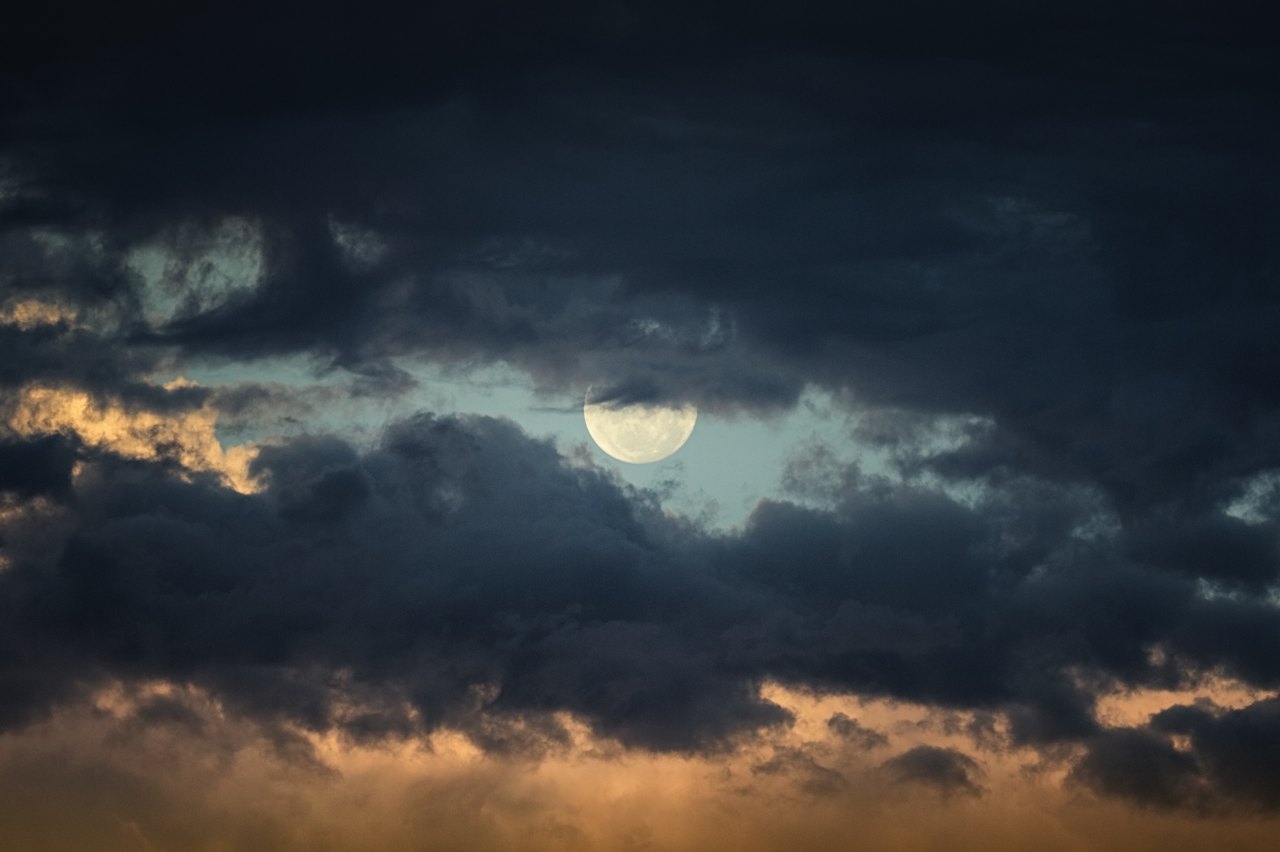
[583,396,697,464]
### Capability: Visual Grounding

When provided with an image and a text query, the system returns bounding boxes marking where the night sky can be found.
[3,3,1280,850]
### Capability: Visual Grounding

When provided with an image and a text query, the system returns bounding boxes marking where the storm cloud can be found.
[2,0,1279,831]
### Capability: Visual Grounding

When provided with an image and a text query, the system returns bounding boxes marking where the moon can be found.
[583,395,697,464]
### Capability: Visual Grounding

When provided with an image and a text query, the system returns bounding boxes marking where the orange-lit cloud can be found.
[0,297,79,330]
[5,382,260,494]
[1094,675,1276,729]
[4,679,1279,852]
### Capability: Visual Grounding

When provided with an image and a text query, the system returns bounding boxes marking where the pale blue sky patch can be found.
[177,353,887,529]
[125,217,264,326]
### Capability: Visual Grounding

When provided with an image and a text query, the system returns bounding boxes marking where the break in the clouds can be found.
[2,1,1280,847]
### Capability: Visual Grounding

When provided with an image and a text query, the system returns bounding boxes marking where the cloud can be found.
[0,297,78,331]
[1068,695,1280,814]
[751,745,849,797]
[880,745,984,797]
[1152,698,1280,811]
[1,404,1278,794]
[0,413,783,750]
[1071,727,1205,811]
[6,382,259,493]
[4,2,1277,586]
[0,400,1263,754]
[0,435,75,500]
[826,712,888,750]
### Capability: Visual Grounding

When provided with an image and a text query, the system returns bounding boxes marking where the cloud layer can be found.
[2,0,1279,838]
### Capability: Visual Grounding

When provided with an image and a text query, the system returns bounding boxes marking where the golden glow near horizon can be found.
[3,677,1275,852]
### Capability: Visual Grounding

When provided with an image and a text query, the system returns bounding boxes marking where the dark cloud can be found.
[826,712,888,750]
[1070,727,1204,811]
[3,1,1275,571]
[1,408,1270,769]
[1152,698,1280,811]
[1,416,790,751]
[1071,698,1280,814]
[1125,513,1280,590]
[0,436,75,500]
[752,744,849,797]
[880,745,984,797]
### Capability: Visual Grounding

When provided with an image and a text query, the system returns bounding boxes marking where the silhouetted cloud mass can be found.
[882,745,984,797]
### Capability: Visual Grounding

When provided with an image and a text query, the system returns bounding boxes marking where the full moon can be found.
[583,396,697,464]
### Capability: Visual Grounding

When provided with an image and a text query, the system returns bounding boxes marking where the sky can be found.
[2,2,1280,849]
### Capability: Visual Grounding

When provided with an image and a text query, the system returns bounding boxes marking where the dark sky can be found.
[2,2,1280,846]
